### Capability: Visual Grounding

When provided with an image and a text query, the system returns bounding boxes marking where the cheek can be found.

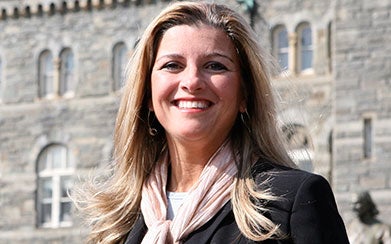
[150,74,175,105]
[150,86,161,111]
[150,73,162,96]
[219,76,242,101]
[149,75,160,110]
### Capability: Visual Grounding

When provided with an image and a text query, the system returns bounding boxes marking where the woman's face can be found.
[150,24,245,148]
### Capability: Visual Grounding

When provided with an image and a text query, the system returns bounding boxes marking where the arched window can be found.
[282,123,313,172]
[272,25,289,71]
[37,144,73,228]
[59,48,74,96]
[112,42,128,91]
[38,50,54,98]
[297,23,313,73]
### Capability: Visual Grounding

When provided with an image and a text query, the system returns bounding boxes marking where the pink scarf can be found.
[140,141,238,244]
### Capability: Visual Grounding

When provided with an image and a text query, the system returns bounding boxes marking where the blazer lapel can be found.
[123,202,234,244]
[124,214,147,244]
[184,201,236,243]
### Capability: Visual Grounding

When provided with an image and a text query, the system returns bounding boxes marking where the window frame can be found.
[112,42,128,91]
[38,50,55,98]
[59,48,75,97]
[272,25,289,71]
[296,22,314,74]
[36,144,74,228]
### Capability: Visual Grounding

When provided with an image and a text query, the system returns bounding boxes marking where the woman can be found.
[75,1,349,243]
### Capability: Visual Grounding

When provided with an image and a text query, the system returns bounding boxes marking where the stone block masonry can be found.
[0,0,390,242]
[333,0,391,224]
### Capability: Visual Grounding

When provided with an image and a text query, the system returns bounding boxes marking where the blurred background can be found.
[0,0,390,243]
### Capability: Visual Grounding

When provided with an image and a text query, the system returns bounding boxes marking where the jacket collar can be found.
[124,201,233,244]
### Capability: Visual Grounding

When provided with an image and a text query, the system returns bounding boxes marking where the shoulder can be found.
[253,160,349,243]
[252,160,338,215]
[253,161,329,199]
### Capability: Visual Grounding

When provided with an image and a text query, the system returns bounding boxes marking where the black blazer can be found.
[125,162,349,244]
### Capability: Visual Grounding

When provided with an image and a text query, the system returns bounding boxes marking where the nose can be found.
[180,66,206,93]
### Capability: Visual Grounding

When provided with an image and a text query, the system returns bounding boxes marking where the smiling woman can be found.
[150,24,245,163]
[72,2,349,244]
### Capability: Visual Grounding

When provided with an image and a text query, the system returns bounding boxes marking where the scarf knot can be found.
[143,220,173,244]
[141,141,238,244]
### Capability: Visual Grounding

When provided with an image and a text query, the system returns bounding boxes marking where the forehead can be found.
[157,24,237,59]
[156,24,236,54]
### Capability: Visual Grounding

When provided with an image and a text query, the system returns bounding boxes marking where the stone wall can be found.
[260,0,335,180]
[333,0,391,223]
[0,0,390,243]
[0,2,169,243]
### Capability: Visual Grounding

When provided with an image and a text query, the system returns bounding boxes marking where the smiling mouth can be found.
[175,100,211,109]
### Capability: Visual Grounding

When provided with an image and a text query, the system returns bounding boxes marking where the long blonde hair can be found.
[74,1,295,243]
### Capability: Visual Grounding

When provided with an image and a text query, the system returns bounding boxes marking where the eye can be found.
[161,61,183,71]
[205,62,228,71]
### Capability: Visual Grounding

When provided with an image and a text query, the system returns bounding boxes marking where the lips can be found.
[175,100,211,109]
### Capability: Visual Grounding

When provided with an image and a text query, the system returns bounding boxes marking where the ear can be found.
[239,99,247,113]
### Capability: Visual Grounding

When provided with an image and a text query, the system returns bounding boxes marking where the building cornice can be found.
[0,0,164,20]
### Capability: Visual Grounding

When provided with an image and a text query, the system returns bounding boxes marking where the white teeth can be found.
[177,101,209,109]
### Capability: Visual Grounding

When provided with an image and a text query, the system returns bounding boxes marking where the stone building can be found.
[0,0,390,243]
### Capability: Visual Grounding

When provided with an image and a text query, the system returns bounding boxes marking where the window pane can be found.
[61,176,72,197]
[113,43,128,91]
[278,53,288,70]
[43,53,54,95]
[52,145,66,169]
[37,144,73,227]
[364,118,372,158]
[38,149,49,172]
[300,26,313,71]
[39,145,68,171]
[301,27,312,46]
[119,46,127,87]
[41,203,52,224]
[301,50,313,70]
[278,29,288,48]
[60,202,72,222]
[40,178,53,199]
[60,49,74,95]
[274,27,289,71]
[44,58,54,94]
[39,51,54,97]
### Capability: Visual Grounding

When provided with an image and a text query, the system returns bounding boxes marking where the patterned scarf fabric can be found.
[140,141,238,243]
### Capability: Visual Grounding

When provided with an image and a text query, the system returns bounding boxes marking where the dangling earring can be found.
[148,110,157,136]
[240,109,252,133]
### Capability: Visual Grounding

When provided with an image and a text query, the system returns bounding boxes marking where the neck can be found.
[166,138,226,192]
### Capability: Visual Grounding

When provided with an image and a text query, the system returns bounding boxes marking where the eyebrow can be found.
[155,52,236,64]
[205,52,236,63]
[155,54,182,63]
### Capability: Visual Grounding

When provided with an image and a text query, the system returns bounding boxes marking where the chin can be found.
[172,130,209,141]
